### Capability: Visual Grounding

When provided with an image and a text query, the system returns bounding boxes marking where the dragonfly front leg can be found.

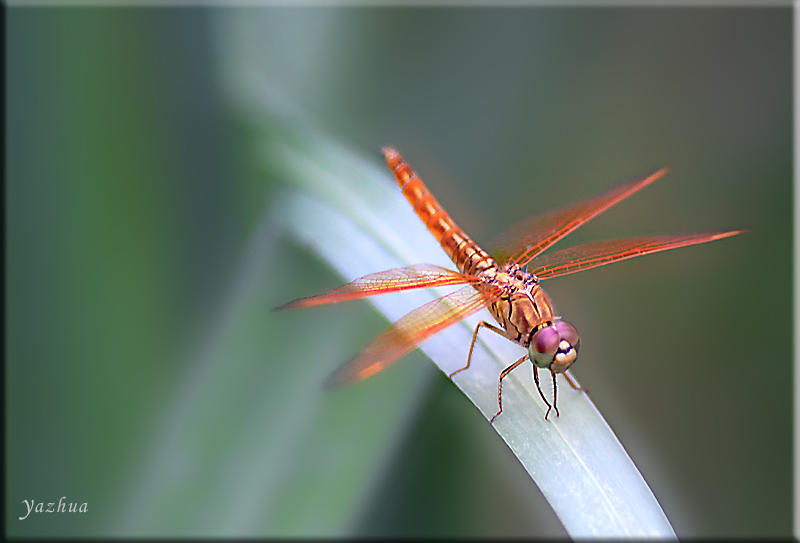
[490,354,529,423]
[449,320,508,378]
[533,367,559,420]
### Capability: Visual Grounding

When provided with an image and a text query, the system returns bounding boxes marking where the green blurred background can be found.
[7,6,791,538]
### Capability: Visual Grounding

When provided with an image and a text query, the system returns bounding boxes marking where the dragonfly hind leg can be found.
[449,321,508,378]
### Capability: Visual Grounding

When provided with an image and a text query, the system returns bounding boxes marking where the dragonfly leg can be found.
[490,354,528,423]
[532,367,560,420]
[449,320,507,378]
[563,370,587,394]
[550,371,560,420]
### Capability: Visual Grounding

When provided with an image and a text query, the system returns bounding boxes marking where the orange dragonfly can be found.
[277,148,742,422]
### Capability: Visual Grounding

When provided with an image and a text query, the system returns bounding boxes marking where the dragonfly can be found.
[277,148,742,422]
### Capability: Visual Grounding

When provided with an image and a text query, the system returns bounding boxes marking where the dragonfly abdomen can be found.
[383,147,496,276]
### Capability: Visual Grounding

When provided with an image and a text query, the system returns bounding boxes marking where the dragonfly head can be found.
[529,321,580,373]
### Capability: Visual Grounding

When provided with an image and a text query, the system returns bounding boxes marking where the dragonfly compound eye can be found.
[530,325,560,368]
[530,321,580,372]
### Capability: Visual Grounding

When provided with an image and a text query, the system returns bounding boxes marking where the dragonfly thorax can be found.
[479,263,580,374]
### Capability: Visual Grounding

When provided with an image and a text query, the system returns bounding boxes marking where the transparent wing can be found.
[490,168,669,267]
[529,231,744,281]
[275,264,479,310]
[323,284,502,388]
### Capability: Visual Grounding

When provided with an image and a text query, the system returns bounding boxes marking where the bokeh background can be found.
[7,6,791,538]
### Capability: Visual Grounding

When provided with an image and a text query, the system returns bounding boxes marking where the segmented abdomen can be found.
[383,147,496,277]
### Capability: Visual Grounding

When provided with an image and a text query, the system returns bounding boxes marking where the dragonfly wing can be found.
[490,168,669,267]
[324,284,502,388]
[275,264,479,310]
[530,230,744,280]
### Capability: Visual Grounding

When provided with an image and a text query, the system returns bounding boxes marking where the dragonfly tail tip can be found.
[382,147,402,168]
